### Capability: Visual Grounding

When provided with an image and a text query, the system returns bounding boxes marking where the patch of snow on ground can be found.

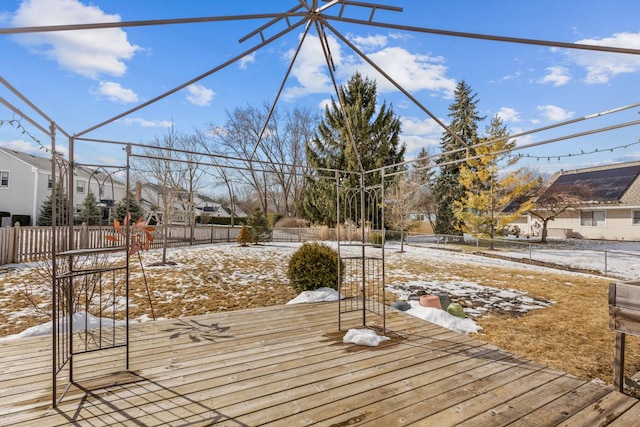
[343,328,390,346]
[287,287,340,304]
[291,288,482,335]
[0,311,125,341]
[404,301,482,334]
[387,279,553,318]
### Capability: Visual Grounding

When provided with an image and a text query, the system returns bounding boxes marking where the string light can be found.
[510,141,640,161]
[0,117,46,151]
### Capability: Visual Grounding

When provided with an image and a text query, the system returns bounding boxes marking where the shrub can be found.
[275,217,307,228]
[236,225,253,246]
[287,242,343,293]
[0,211,10,219]
[369,232,384,246]
[266,212,283,227]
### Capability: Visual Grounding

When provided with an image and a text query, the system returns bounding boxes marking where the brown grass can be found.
[1,244,637,385]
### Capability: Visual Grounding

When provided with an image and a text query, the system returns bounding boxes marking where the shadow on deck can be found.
[1,301,638,426]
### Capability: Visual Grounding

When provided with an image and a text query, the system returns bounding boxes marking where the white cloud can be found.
[282,33,339,100]
[494,70,524,83]
[93,81,138,103]
[507,127,535,147]
[239,52,256,70]
[401,116,443,136]
[538,66,571,86]
[350,34,388,51]
[0,139,68,157]
[318,98,332,110]
[566,32,640,84]
[11,0,140,79]
[283,33,455,100]
[0,139,42,153]
[400,117,444,156]
[537,105,574,122]
[496,107,521,123]
[186,84,215,106]
[402,134,440,157]
[122,118,173,128]
[365,47,456,97]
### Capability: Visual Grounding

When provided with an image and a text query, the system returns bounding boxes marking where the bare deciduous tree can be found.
[385,172,422,253]
[136,126,204,264]
[530,182,593,243]
[206,102,317,217]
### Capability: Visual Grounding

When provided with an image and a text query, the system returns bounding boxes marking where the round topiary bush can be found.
[287,242,343,293]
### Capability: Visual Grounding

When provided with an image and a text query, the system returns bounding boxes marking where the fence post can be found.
[298,226,301,243]
[80,222,89,249]
[8,222,19,264]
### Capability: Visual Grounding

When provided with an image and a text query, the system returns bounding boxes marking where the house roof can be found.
[0,147,52,171]
[541,163,640,203]
[0,147,124,185]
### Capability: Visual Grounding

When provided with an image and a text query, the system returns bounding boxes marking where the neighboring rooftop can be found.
[541,162,640,203]
[0,147,124,185]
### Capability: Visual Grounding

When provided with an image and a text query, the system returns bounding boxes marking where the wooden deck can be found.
[1,301,639,426]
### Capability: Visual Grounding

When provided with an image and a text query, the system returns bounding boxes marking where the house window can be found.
[76,180,85,194]
[580,210,605,227]
[0,171,8,188]
[48,174,52,190]
[633,210,640,225]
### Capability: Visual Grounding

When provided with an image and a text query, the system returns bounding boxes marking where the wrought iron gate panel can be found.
[52,143,131,407]
[337,174,386,334]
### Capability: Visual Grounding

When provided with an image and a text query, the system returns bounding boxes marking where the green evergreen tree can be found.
[110,191,145,224]
[432,80,485,235]
[37,184,69,226]
[78,191,102,225]
[299,72,405,225]
[246,206,270,244]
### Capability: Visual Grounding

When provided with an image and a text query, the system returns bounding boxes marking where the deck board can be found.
[0,301,638,426]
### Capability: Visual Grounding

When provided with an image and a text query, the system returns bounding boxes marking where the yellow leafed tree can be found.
[453,116,538,247]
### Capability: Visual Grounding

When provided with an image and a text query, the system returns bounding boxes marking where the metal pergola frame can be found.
[1,0,640,408]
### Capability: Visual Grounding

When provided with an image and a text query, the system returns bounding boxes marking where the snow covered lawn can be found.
[0,240,606,338]
[0,240,634,384]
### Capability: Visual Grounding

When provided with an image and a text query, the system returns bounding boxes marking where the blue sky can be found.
[1,0,640,175]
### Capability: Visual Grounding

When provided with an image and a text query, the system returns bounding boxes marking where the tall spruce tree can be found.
[432,80,485,235]
[299,72,405,225]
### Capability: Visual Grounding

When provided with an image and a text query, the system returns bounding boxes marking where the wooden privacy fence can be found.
[0,223,242,265]
[0,224,379,266]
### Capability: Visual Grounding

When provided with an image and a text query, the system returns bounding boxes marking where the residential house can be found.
[519,161,640,241]
[195,193,246,220]
[137,183,245,225]
[0,147,125,225]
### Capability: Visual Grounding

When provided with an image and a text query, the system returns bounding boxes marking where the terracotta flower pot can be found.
[419,295,441,309]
